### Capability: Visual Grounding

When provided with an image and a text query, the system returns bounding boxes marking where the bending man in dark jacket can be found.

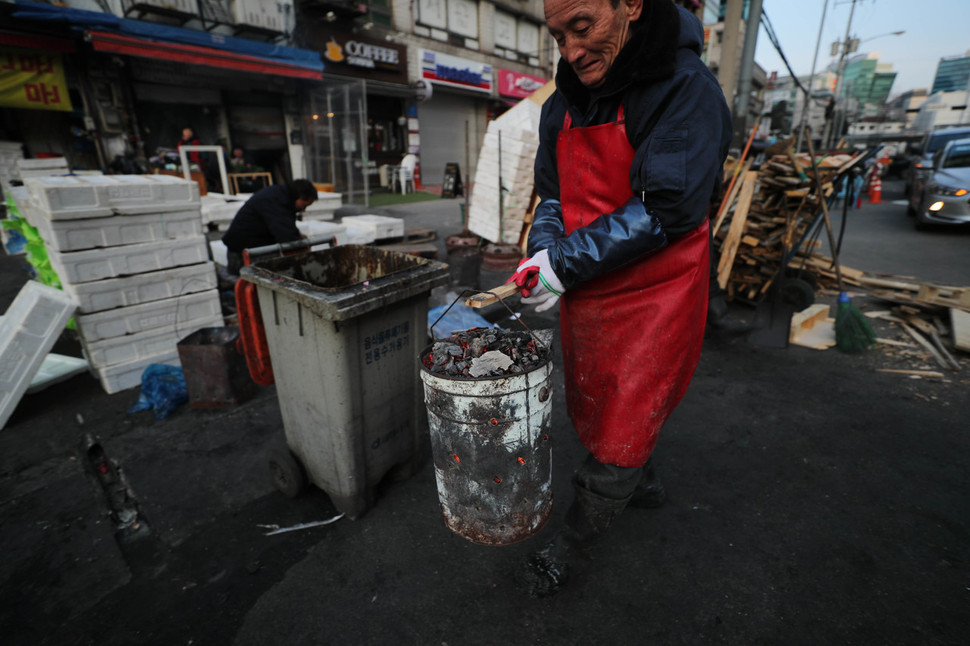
[221,180,317,275]
[508,0,731,596]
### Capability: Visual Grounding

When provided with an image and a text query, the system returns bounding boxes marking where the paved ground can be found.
[1,181,968,645]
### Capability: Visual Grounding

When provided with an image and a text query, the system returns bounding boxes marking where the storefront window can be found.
[367,0,392,28]
[305,79,371,204]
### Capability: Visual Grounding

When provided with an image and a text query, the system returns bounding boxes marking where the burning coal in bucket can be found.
[419,328,555,546]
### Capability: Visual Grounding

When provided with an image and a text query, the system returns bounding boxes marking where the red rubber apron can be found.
[557,105,709,467]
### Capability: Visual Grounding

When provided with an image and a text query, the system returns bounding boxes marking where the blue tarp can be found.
[12,0,323,72]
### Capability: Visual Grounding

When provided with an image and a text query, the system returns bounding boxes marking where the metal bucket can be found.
[177,326,257,409]
[419,352,554,546]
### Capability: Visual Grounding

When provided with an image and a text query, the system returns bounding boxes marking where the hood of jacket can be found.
[555,1,698,110]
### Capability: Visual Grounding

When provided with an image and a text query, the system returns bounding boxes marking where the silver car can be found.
[912,137,970,229]
[905,125,970,198]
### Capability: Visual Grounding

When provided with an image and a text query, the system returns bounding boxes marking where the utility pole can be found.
[829,0,859,148]
[733,0,764,148]
[796,0,829,153]
[718,0,745,123]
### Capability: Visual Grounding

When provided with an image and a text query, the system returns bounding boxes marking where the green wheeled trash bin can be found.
[240,245,448,519]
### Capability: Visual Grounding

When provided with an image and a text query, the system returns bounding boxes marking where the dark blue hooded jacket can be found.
[530,2,732,290]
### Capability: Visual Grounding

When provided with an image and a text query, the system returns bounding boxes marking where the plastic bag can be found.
[427,303,501,340]
[128,364,188,420]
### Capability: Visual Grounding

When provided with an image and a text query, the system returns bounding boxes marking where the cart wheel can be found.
[784,267,818,290]
[780,278,815,312]
[268,448,306,498]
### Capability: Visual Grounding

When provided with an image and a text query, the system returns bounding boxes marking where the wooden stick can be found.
[899,322,952,370]
[712,158,753,237]
[717,171,757,290]
[804,132,845,291]
[713,122,759,228]
[875,369,945,379]
[465,282,521,308]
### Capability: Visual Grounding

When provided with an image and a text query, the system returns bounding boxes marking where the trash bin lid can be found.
[240,244,449,321]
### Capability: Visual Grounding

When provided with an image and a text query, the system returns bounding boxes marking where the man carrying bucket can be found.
[508,0,731,596]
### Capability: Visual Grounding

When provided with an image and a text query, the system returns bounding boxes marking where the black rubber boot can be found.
[629,458,666,509]
[519,484,631,598]
[707,293,753,336]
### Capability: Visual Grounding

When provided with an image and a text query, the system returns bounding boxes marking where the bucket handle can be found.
[429,289,549,352]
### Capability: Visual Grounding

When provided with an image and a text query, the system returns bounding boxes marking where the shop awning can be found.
[0,31,75,53]
[11,1,323,80]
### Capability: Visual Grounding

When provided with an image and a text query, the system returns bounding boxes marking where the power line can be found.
[760,9,809,97]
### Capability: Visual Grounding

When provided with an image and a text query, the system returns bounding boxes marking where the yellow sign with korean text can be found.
[0,46,73,112]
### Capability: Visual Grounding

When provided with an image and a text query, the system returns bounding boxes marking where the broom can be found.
[804,133,876,353]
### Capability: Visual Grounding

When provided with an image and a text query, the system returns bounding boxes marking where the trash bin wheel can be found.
[784,267,818,290]
[780,277,815,312]
[268,448,306,498]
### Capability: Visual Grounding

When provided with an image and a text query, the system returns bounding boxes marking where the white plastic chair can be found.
[398,154,417,195]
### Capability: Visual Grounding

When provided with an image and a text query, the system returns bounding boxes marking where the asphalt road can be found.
[829,180,970,285]
[1,181,968,645]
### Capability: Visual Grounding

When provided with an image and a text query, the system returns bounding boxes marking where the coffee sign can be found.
[311,31,407,83]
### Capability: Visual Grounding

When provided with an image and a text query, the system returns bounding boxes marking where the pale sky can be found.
[755,0,969,98]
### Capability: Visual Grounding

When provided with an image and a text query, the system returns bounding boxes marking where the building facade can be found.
[0,0,552,202]
[931,52,970,95]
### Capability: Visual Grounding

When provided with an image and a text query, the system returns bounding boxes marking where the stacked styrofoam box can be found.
[200,194,245,230]
[22,174,222,394]
[0,282,77,430]
[339,215,404,241]
[296,219,348,250]
[16,156,68,180]
[468,99,542,244]
[303,192,342,221]
[0,141,24,199]
[337,219,377,245]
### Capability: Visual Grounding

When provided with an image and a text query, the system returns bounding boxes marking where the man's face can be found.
[545,0,643,89]
[295,196,315,212]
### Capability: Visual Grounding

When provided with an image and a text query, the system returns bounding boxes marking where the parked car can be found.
[904,125,970,198]
[910,137,970,229]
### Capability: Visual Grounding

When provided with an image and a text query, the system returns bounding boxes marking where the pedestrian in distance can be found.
[177,126,202,168]
[221,179,317,276]
[508,0,732,596]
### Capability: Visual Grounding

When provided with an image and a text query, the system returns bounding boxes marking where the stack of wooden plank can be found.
[860,275,970,372]
[713,153,855,301]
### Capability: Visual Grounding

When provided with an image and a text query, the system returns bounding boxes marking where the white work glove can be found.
[509,249,565,313]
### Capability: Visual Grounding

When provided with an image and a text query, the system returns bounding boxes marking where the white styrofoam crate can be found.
[76,288,221,343]
[90,348,182,395]
[27,353,90,394]
[201,199,244,227]
[17,157,68,172]
[23,175,112,219]
[62,261,217,314]
[48,234,209,284]
[337,220,376,245]
[1,281,77,430]
[296,220,347,251]
[24,174,200,220]
[340,215,404,240]
[104,175,202,214]
[84,313,224,369]
[33,208,203,252]
[296,219,346,238]
[302,192,342,221]
[209,240,228,267]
